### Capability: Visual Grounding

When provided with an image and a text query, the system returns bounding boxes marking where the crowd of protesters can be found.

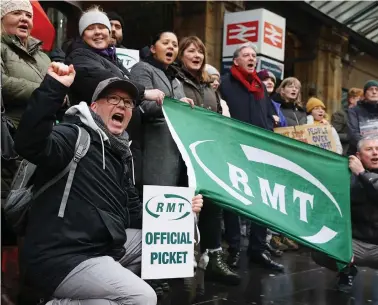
[1,1,377,304]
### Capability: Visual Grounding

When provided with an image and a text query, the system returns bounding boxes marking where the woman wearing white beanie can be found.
[65,5,164,106]
[205,64,231,117]
[1,0,50,126]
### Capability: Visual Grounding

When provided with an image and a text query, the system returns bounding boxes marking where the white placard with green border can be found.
[142,185,195,280]
[116,48,139,71]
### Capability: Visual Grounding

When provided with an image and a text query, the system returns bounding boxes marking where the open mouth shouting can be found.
[111,112,125,127]
[165,51,174,63]
[289,91,298,98]
[17,24,29,33]
[244,61,256,72]
[191,59,202,68]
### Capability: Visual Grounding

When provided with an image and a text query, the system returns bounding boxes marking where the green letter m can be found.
[166,202,176,212]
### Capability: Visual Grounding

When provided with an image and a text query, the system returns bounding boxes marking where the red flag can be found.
[30,1,55,51]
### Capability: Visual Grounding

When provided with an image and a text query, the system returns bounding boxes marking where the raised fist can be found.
[47,62,76,87]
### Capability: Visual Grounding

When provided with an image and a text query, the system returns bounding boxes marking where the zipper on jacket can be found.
[293,109,300,125]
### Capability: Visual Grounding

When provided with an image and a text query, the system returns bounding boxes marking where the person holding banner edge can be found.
[13,62,204,305]
[312,136,378,292]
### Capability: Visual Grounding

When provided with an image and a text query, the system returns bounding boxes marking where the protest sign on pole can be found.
[274,124,337,152]
[142,185,195,280]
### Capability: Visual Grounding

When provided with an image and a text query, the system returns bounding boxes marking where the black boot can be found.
[227,248,241,269]
[156,280,170,292]
[337,265,358,293]
[265,242,283,257]
[205,250,241,285]
[249,250,284,272]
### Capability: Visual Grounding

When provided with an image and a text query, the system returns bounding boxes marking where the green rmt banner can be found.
[162,98,353,264]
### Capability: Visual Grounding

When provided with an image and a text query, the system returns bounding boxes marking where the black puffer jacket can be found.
[350,170,378,245]
[15,75,142,296]
[273,94,307,126]
[65,38,144,105]
[347,101,378,155]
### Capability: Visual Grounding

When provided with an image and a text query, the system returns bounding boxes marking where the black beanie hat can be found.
[107,11,125,31]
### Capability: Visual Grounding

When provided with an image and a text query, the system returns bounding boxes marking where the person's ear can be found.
[90,102,97,112]
[150,45,156,55]
[356,152,361,160]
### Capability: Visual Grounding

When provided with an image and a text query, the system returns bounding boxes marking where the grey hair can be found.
[357,135,378,152]
[232,42,258,60]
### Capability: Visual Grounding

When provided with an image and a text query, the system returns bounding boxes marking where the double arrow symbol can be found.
[228,24,257,42]
[264,24,282,46]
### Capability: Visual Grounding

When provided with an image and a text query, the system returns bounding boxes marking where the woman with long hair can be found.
[174,36,240,285]
[274,77,307,127]
[270,77,306,251]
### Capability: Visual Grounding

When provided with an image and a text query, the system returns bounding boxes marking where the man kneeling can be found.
[312,136,378,291]
[15,63,203,305]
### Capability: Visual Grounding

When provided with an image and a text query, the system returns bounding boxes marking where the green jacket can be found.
[1,34,50,126]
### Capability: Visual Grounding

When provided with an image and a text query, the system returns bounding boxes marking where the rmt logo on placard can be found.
[145,194,192,221]
[264,22,283,49]
[226,21,259,45]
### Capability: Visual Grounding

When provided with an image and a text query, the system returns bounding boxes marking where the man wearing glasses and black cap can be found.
[14,62,203,305]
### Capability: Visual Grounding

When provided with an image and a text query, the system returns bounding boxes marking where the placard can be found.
[142,185,195,280]
[116,48,139,71]
[360,119,378,137]
[274,124,337,152]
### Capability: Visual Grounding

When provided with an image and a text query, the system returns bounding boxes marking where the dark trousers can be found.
[223,210,241,253]
[247,221,267,254]
[198,200,222,251]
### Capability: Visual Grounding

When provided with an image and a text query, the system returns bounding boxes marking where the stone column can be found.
[294,26,348,114]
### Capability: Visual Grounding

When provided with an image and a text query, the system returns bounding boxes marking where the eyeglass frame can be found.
[103,94,136,109]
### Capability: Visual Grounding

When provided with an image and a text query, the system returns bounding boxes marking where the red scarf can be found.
[231,65,265,100]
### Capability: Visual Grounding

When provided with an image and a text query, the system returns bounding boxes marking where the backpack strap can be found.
[32,125,89,201]
[57,125,91,218]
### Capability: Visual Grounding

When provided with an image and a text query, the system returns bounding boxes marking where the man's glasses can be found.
[105,95,135,109]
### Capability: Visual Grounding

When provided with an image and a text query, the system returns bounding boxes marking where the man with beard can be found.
[107,12,125,48]
[220,43,284,272]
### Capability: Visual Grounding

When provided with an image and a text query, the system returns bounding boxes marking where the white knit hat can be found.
[205,64,220,77]
[79,11,111,36]
[1,0,33,19]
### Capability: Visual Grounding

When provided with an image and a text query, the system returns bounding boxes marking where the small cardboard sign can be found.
[142,185,195,280]
[274,124,336,152]
[360,119,378,137]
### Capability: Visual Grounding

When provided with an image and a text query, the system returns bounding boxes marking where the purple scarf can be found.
[93,46,117,62]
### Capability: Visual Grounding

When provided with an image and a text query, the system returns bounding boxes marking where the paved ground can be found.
[159,247,378,305]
